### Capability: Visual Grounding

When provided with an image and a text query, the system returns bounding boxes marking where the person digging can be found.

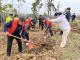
[4,16,27,57]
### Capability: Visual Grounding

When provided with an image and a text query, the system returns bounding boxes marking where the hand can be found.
[6,32,11,36]
[23,39,27,42]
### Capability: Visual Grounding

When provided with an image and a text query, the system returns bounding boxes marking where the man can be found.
[25,17,32,30]
[0,12,5,31]
[4,16,25,57]
[31,18,36,30]
[71,13,76,22]
[65,8,71,22]
[50,12,70,48]
[38,15,45,30]
[6,14,13,23]
[44,17,53,36]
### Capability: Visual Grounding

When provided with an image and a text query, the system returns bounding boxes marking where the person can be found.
[4,16,25,57]
[22,17,31,43]
[38,15,45,30]
[64,7,71,22]
[25,17,32,30]
[0,12,5,31]
[50,12,71,48]
[31,18,36,30]
[6,14,13,23]
[14,14,19,19]
[44,17,53,36]
[71,13,76,22]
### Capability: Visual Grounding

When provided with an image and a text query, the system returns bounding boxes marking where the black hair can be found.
[19,16,25,22]
[9,14,13,16]
[67,7,71,10]
[14,14,18,17]
[54,12,62,16]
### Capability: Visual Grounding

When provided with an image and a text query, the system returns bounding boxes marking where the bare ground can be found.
[0,23,80,60]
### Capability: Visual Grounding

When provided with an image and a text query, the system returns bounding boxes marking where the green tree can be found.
[0,4,13,15]
[47,0,57,16]
[46,0,61,16]
[31,0,43,18]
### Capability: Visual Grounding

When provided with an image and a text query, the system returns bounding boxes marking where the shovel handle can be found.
[8,33,29,42]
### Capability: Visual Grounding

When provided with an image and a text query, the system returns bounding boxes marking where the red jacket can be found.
[44,18,52,27]
[8,18,19,34]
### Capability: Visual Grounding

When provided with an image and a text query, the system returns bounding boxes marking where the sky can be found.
[2,0,80,15]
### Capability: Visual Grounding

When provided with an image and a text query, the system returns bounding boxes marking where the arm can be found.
[50,18,61,23]
[4,21,13,32]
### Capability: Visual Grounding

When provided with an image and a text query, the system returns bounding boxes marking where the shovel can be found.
[7,34,34,50]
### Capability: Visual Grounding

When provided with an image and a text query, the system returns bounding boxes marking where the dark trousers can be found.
[48,27,53,36]
[7,35,23,56]
[39,23,44,30]
[22,31,29,41]
[60,30,63,35]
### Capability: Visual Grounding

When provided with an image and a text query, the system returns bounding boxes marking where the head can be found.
[18,16,25,25]
[67,7,71,10]
[66,7,71,12]
[54,12,62,18]
[14,14,18,17]
[39,15,42,18]
[9,14,13,17]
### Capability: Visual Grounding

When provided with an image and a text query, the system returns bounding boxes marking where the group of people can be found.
[4,11,71,57]
[64,7,76,22]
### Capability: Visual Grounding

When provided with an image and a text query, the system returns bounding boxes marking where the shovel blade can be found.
[28,41,34,50]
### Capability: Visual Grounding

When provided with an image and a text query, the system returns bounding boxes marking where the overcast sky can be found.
[2,0,80,15]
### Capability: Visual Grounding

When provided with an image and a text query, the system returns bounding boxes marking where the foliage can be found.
[46,0,61,16]
[31,0,43,18]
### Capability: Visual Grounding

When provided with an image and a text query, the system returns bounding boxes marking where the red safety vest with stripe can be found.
[44,18,52,27]
[25,18,31,28]
[8,18,19,34]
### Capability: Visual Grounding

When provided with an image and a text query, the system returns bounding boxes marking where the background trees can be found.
[31,0,43,18]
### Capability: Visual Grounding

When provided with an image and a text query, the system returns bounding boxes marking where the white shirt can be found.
[51,15,70,31]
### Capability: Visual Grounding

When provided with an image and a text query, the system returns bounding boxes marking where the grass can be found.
[57,31,80,60]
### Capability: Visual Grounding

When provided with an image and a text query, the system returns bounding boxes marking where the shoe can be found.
[60,44,66,48]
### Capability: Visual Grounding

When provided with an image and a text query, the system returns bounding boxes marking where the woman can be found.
[50,12,71,48]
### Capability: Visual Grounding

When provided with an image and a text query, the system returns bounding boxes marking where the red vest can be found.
[25,18,31,25]
[8,19,19,34]
[44,18,52,27]
[25,18,31,28]
[44,19,49,25]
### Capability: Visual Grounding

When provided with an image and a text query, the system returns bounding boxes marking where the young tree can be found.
[47,0,57,16]
[31,0,43,18]
[46,0,61,16]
